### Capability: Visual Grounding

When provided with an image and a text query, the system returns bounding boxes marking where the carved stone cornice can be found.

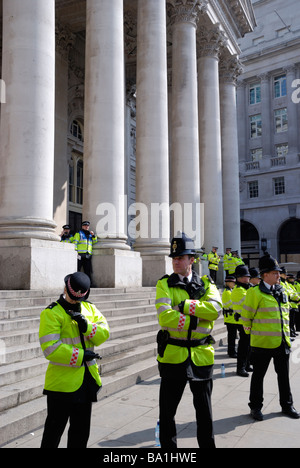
[219,55,243,84]
[167,0,208,28]
[197,23,228,59]
[55,22,76,61]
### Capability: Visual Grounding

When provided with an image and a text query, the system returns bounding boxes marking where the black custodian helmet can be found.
[169,232,199,258]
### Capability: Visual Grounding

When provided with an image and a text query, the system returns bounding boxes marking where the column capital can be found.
[55,22,76,61]
[197,23,228,59]
[219,55,243,84]
[257,71,271,82]
[167,0,208,28]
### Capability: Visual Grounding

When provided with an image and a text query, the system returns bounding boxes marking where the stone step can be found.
[0,316,158,351]
[0,305,156,336]
[0,342,157,413]
[0,355,159,447]
[0,301,155,321]
[0,286,227,447]
[0,330,158,387]
[0,288,156,309]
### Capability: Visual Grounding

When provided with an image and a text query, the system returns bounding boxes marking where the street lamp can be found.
[261,237,267,253]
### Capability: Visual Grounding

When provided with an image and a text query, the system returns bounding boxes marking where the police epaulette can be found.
[47,302,57,309]
[203,274,214,284]
[159,274,170,281]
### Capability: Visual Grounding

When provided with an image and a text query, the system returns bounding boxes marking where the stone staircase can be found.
[0,287,226,447]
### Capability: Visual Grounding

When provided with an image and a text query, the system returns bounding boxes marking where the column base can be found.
[141,255,173,287]
[0,239,77,290]
[92,248,142,288]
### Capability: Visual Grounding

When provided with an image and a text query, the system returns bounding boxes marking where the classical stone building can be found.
[0,0,255,289]
[237,0,300,267]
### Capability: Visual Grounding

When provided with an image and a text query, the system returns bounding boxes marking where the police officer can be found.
[222,275,238,358]
[60,224,72,242]
[39,272,110,447]
[242,254,300,421]
[207,246,220,283]
[286,273,300,337]
[249,267,260,286]
[155,233,222,448]
[223,248,232,277]
[72,221,97,280]
[231,265,252,377]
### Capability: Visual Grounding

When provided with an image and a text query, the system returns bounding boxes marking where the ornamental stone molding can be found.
[55,22,76,61]
[197,23,228,59]
[219,55,243,83]
[167,0,208,28]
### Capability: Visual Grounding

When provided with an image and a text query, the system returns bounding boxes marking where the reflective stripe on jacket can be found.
[241,282,290,349]
[72,230,97,254]
[222,287,236,325]
[207,252,220,271]
[155,273,222,367]
[39,300,109,392]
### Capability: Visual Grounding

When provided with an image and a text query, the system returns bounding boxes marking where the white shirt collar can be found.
[178,272,193,283]
[263,281,272,290]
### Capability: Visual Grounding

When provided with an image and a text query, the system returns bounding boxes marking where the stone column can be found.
[0,0,76,290]
[219,55,242,254]
[259,73,272,157]
[286,65,298,154]
[198,25,226,258]
[169,1,202,249]
[134,0,172,285]
[84,0,142,287]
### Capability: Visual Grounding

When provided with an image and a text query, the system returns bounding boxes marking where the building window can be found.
[274,108,288,133]
[76,160,83,205]
[249,83,261,105]
[70,119,84,142]
[248,180,259,198]
[273,177,285,195]
[276,144,288,158]
[251,148,262,161]
[69,154,83,205]
[274,74,287,98]
[250,115,262,138]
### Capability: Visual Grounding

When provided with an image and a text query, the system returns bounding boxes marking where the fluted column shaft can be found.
[170,2,201,241]
[0,0,57,240]
[198,25,225,254]
[220,56,242,253]
[84,0,128,249]
[135,0,170,255]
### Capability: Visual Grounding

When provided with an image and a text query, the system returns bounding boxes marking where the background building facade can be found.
[0,0,255,289]
[237,0,300,267]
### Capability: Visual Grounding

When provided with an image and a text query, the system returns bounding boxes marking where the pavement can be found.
[3,339,300,451]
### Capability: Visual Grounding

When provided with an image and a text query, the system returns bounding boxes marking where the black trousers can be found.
[41,395,92,448]
[78,255,92,280]
[209,269,217,283]
[225,323,238,356]
[159,376,215,448]
[249,345,293,411]
[236,324,251,371]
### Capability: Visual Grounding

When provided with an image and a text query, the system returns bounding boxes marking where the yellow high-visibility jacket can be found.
[207,252,220,271]
[241,282,290,349]
[222,287,238,325]
[231,282,251,324]
[155,273,222,368]
[39,299,109,393]
[72,230,97,255]
[223,253,232,272]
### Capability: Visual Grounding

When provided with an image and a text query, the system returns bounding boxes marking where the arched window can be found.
[241,220,260,267]
[70,119,84,142]
[69,154,83,206]
[241,220,259,242]
[279,219,300,263]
